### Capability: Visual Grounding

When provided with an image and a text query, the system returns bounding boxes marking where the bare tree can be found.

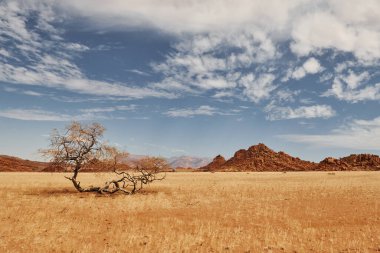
[41,121,166,194]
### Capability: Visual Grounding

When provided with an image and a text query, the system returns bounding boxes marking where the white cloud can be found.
[212,91,235,99]
[79,105,137,113]
[290,8,380,62]
[1,0,380,108]
[151,30,278,95]
[280,116,380,150]
[291,68,307,80]
[266,105,336,120]
[299,98,314,105]
[0,109,72,121]
[54,0,380,63]
[291,12,357,56]
[323,70,379,102]
[0,61,175,98]
[141,1,378,102]
[22,90,43,96]
[150,78,196,93]
[0,1,174,99]
[164,105,218,118]
[342,70,370,90]
[58,0,302,34]
[0,48,10,57]
[275,89,300,103]
[303,57,323,74]
[291,57,323,80]
[0,107,130,121]
[64,43,90,52]
[125,69,150,76]
[164,105,239,118]
[239,73,277,103]
[3,86,45,97]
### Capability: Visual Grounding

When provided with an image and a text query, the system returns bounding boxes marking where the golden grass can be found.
[0,172,379,252]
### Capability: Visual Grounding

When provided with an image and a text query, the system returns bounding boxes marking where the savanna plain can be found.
[0,172,379,253]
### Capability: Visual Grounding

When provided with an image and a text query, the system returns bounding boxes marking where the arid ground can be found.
[0,172,379,253]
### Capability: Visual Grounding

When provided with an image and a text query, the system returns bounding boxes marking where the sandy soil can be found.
[0,172,379,252]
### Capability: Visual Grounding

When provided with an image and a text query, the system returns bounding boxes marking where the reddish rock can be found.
[200,143,316,172]
[0,155,47,172]
[2,147,380,172]
[199,144,380,172]
[316,154,380,171]
[200,155,226,171]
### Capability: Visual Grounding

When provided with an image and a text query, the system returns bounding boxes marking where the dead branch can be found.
[41,121,167,194]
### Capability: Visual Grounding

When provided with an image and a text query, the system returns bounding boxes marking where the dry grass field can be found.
[0,172,380,253]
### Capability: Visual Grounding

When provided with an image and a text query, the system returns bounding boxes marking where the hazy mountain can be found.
[168,156,212,169]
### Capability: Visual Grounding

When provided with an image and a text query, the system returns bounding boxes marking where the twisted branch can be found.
[41,121,167,195]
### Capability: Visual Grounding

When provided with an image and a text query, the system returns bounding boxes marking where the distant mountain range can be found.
[0,154,211,172]
[1,144,380,172]
[167,156,211,169]
[124,154,211,169]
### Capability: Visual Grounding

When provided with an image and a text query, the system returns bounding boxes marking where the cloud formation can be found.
[324,70,380,102]
[164,105,219,118]
[57,0,380,62]
[280,116,380,150]
[290,58,323,80]
[1,0,380,122]
[57,0,302,34]
[151,30,277,97]
[0,1,174,99]
[266,105,336,121]
[0,105,138,121]
[0,109,72,121]
[163,105,241,118]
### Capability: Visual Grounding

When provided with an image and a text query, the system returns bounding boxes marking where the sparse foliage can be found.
[41,121,166,194]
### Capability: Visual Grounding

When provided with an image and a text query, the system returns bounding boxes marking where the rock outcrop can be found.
[200,143,315,172]
[2,145,380,172]
[200,155,226,171]
[316,154,380,171]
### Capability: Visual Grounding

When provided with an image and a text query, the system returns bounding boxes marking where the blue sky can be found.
[1,0,380,162]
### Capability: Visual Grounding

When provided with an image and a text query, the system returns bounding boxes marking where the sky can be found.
[1,0,380,162]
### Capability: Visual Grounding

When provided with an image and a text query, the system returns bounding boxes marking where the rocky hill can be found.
[0,155,47,172]
[2,145,380,172]
[202,155,226,171]
[0,155,128,172]
[200,144,380,172]
[200,143,315,172]
[316,154,380,171]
